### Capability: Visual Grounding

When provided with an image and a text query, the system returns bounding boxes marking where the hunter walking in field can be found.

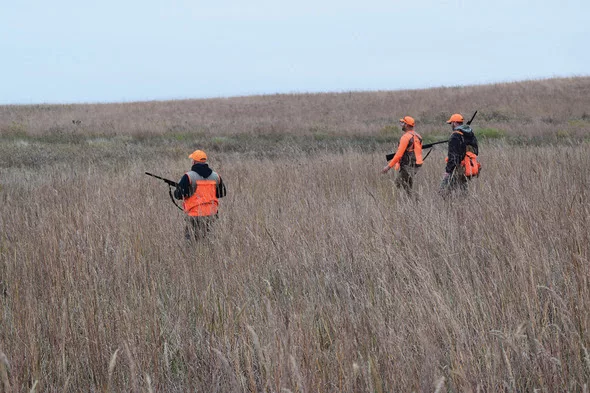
[382,116,423,195]
[439,113,481,197]
[174,149,227,241]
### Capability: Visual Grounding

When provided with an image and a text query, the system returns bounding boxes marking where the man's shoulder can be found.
[209,170,222,180]
[451,131,465,140]
[400,132,413,141]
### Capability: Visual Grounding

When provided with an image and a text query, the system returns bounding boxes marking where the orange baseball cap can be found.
[188,149,207,162]
[399,116,415,127]
[446,114,464,123]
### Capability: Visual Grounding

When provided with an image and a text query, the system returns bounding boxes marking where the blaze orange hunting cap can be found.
[188,150,207,162]
[446,113,464,123]
[399,116,415,127]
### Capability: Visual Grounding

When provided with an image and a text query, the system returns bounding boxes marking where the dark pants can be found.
[440,173,468,198]
[395,166,419,195]
[185,215,218,241]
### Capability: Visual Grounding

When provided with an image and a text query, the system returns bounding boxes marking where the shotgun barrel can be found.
[145,172,178,187]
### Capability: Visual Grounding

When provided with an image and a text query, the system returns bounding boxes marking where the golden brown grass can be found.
[1,76,589,140]
[1,77,589,391]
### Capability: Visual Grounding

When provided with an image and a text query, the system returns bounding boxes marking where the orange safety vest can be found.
[182,171,220,217]
[387,130,423,168]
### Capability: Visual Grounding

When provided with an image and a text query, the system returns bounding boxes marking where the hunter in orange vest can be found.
[174,150,227,241]
[381,116,423,195]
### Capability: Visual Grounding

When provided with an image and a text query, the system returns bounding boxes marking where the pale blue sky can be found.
[1,0,588,104]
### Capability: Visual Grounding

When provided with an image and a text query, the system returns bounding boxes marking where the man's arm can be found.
[382,133,411,173]
[173,174,191,199]
[389,133,411,167]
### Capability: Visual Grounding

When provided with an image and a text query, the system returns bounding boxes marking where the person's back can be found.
[440,114,480,196]
[174,150,227,240]
[180,164,222,216]
[446,124,478,175]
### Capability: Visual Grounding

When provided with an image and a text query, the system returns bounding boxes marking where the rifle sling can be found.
[167,185,184,211]
[422,147,434,161]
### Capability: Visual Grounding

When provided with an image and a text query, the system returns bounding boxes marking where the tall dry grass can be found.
[1,77,590,140]
[1,138,589,391]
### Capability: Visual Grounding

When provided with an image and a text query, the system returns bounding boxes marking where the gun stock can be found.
[145,172,178,187]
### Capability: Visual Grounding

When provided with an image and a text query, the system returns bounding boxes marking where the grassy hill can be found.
[1,76,589,164]
[0,77,589,392]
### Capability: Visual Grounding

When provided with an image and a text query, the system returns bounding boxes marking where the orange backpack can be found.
[462,150,481,178]
[444,142,481,178]
[454,130,481,179]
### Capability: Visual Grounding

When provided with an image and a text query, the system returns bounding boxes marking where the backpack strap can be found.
[407,131,422,151]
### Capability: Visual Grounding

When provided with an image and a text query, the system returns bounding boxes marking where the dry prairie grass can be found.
[1,143,589,391]
[0,78,589,391]
[1,76,590,141]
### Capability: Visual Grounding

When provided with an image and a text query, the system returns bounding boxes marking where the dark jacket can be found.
[445,125,478,174]
[174,163,227,200]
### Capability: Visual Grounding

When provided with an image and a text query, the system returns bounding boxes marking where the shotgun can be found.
[145,172,183,211]
[385,138,450,161]
[385,111,478,161]
[145,172,178,187]
[467,110,478,126]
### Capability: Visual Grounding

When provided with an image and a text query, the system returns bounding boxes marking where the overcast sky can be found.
[1,0,588,104]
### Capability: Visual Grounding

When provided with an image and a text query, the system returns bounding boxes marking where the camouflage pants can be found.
[185,215,218,241]
[395,166,419,195]
[439,173,468,198]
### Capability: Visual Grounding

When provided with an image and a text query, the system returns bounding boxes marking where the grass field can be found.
[1,77,589,391]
